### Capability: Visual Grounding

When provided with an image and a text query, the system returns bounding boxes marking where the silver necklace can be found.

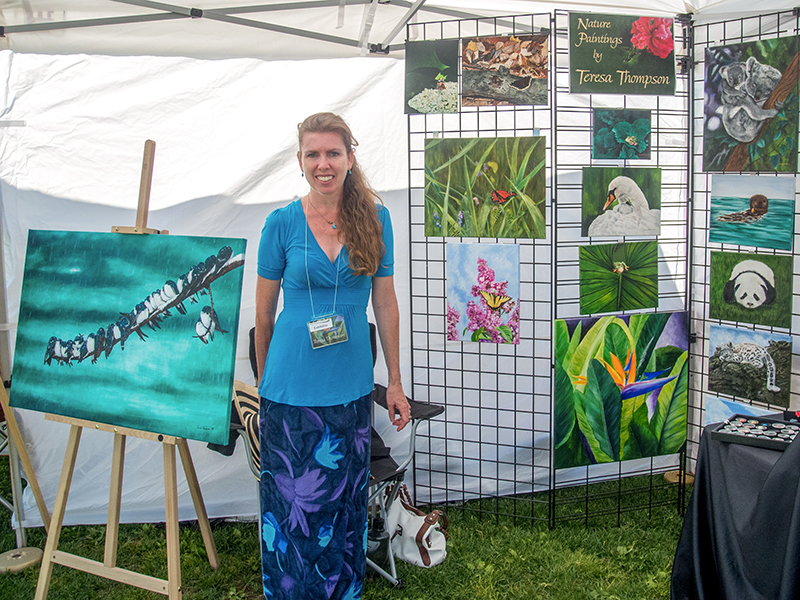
[307,196,338,229]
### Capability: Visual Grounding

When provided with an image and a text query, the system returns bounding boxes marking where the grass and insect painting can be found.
[592,108,652,160]
[579,241,658,315]
[425,136,546,239]
[708,324,792,407]
[709,174,795,250]
[708,251,793,328]
[10,230,246,445]
[703,36,800,172]
[405,39,460,114]
[446,243,520,344]
[554,312,689,469]
[581,167,661,237]
[461,34,548,107]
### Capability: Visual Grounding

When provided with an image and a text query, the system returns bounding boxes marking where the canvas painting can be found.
[579,241,658,315]
[569,13,675,95]
[461,34,548,107]
[405,39,460,114]
[10,230,246,445]
[582,167,661,237]
[446,243,520,344]
[703,37,800,172]
[425,136,546,239]
[554,312,689,469]
[703,395,776,426]
[709,251,793,328]
[708,324,792,407]
[709,174,795,250]
[592,108,652,160]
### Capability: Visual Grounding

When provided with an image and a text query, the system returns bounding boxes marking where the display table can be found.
[671,423,800,600]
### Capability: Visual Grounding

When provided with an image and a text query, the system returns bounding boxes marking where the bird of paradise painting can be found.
[554,312,688,469]
[10,230,246,445]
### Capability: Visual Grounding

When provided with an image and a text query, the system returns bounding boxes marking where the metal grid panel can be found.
[688,10,800,466]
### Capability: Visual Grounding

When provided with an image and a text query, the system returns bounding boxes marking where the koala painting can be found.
[722,259,777,309]
[719,56,783,143]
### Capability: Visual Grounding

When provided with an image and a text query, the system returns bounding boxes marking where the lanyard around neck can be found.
[305,198,340,319]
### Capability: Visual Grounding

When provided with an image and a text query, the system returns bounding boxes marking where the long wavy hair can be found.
[298,113,385,277]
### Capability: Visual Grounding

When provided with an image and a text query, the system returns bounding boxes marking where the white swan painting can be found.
[582,168,662,237]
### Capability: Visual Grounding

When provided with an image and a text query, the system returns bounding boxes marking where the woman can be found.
[254,112,411,599]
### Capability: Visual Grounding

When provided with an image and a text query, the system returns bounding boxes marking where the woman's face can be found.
[297,131,354,200]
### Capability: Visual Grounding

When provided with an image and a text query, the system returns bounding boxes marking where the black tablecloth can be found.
[671,424,800,600]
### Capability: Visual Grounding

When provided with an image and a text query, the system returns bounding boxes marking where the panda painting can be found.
[722,259,777,309]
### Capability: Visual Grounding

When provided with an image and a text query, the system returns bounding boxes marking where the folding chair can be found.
[231,325,444,588]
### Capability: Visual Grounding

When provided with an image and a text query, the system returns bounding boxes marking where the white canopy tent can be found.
[0,1,792,528]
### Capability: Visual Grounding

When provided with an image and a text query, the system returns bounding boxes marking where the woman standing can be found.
[254,112,410,599]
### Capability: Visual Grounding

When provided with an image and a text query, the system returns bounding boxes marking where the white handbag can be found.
[385,484,448,568]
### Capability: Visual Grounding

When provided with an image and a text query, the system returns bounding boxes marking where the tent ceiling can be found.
[1,0,795,61]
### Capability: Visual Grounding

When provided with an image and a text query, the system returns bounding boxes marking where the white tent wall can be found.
[0,50,413,527]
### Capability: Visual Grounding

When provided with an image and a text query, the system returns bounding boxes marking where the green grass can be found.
[0,453,687,599]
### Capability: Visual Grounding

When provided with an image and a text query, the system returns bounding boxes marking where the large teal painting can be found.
[10,230,246,445]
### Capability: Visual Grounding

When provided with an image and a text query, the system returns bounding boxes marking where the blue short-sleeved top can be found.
[257,198,394,406]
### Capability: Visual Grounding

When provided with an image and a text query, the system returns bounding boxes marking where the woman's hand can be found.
[385,381,411,431]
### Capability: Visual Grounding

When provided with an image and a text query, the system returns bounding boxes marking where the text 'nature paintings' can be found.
[405,39,460,114]
[579,241,658,315]
[582,167,661,237]
[425,136,546,239]
[703,36,800,172]
[10,230,246,445]
[446,243,520,344]
[461,34,549,107]
[709,251,793,328]
[592,108,652,160]
[709,174,795,250]
[554,312,689,469]
[708,324,792,407]
[569,13,675,95]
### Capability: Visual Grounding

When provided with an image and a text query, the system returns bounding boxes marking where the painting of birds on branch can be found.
[9,230,246,445]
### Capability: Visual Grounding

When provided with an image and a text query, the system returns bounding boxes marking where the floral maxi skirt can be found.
[259,394,371,599]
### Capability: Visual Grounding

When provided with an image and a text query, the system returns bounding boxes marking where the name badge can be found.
[308,314,348,349]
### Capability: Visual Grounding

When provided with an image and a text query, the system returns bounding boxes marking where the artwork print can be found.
[554,312,689,469]
[461,34,548,107]
[592,108,651,159]
[703,37,800,172]
[425,136,546,239]
[710,174,795,251]
[569,12,675,95]
[405,39,460,114]
[704,396,775,426]
[579,241,658,315]
[10,230,246,445]
[708,324,792,407]
[709,251,793,328]
[446,243,520,344]
[582,167,661,237]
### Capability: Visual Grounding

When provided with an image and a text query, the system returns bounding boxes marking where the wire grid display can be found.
[549,10,692,523]
[407,13,555,523]
[688,10,800,467]
[408,12,693,525]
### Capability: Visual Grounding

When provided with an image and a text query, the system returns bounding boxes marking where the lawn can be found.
[0,450,687,599]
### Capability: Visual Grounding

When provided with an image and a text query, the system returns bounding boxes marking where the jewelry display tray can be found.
[710,414,799,452]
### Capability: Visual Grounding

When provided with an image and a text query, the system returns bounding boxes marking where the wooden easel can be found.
[34,140,219,600]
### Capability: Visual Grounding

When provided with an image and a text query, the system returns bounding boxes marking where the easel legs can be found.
[164,443,181,599]
[177,439,219,570]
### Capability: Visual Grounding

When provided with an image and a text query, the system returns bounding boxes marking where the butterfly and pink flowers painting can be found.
[446,243,520,344]
[554,311,688,469]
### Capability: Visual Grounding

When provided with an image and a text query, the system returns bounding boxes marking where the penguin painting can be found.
[717,193,769,223]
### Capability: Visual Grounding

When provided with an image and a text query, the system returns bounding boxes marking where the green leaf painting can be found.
[554,312,689,469]
[405,39,460,114]
[709,251,793,328]
[425,136,546,239]
[579,241,658,315]
[592,108,652,159]
[703,36,800,172]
